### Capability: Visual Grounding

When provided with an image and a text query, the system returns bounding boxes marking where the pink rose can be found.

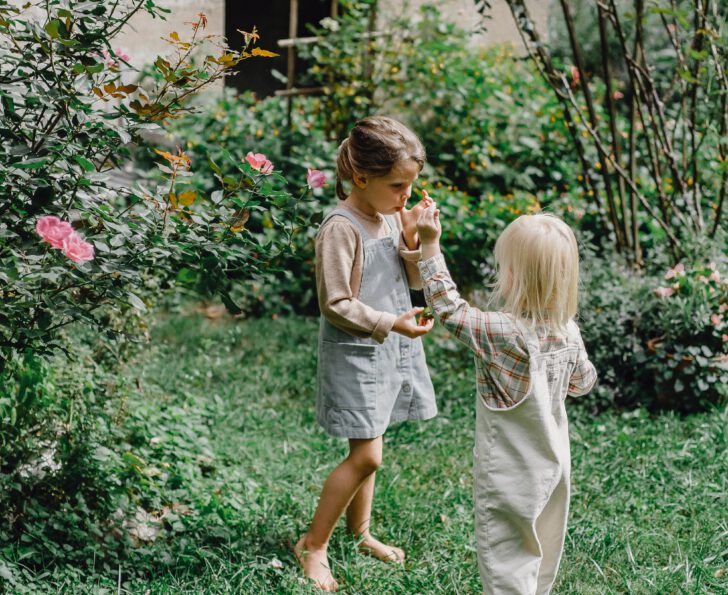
[664,263,685,279]
[654,286,674,298]
[720,303,727,313]
[102,48,130,68]
[36,216,74,249]
[613,91,624,100]
[115,48,130,62]
[306,168,327,189]
[62,232,95,263]
[709,270,720,283]
[245,152,273,175]
[711,314,723,327]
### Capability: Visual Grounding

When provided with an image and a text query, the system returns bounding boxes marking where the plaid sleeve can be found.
[568,329,598,396]
[418,254,501,358]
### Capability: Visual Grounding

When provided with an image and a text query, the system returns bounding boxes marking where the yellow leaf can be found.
[251,47,279,58]
[103,82,116,94]
[169,31,180,42]
[168,191,177,208]
[154,149,175,162]
[117,84,138,94]
[92,87,103,98]
[178,190,197,206]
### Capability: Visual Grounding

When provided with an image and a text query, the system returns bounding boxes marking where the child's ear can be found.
[352,171,368,189]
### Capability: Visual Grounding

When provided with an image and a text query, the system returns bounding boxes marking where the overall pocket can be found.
[319,341,378,410]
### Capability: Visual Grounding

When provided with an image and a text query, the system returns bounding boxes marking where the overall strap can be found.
[320,208,371,241]
[512,317,541,358]
[385,214,400,242]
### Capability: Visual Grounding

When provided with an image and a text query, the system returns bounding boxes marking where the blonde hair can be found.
[492,213,579,332]
[335,116,425,200]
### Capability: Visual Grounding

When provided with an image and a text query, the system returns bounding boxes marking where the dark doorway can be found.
[226,0,332,97]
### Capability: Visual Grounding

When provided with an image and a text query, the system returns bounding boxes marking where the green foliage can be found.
[303,3,583,197]
[158,90,338,315]
[579,244,727,412]
[0,0,312,362]
[641,260,728,410]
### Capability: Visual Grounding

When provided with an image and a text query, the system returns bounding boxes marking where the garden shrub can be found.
[158,90,338,315]
[0,0,317,572]
[579,243,727,413]
[0,0,314,364]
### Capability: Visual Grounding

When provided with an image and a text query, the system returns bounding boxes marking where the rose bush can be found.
[0,1,315,366]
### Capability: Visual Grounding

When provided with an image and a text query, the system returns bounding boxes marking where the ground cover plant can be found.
[1,314,725,593]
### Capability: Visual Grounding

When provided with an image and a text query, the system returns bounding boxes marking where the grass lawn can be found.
[9,312,727,593]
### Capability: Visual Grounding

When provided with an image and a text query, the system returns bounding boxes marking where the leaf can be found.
[178,190,197,206]
[15,158,48,170]
[251,47,280,58]
[73,155,95,172]
[44,19,60,39]
[128,292,147,312]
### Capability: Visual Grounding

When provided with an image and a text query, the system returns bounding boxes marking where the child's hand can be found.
[400,190,435,249]
[416,202,441,244]
[393,307,434,338]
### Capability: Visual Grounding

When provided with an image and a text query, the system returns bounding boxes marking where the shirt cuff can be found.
[418,253,449,280]
[372,311,397,343]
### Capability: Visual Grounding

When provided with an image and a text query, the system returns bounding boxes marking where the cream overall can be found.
[473,319,578,595]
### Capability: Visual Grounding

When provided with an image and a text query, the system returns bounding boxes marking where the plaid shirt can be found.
[419,254,597,409]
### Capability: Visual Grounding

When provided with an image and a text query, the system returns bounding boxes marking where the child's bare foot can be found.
[293,535,339,592]
[357,533,405,564]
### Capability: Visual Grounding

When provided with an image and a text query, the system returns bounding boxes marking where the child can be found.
[416,205,597,595]
[294,116,437,592]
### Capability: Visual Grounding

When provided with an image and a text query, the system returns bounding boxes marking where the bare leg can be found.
[346,472,405,563]
[294,437,383,591]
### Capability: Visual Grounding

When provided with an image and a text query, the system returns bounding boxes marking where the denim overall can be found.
[316,209,437,440]
[473,319,580,594]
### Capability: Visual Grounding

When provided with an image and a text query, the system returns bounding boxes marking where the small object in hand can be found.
[418,306,435,326]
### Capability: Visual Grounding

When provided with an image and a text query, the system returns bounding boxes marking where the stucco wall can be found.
[381,0,548,49]
[112,0,224,70]
[6,0,224,70]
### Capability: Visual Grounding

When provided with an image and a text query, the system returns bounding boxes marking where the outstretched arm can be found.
[416,200,496,357]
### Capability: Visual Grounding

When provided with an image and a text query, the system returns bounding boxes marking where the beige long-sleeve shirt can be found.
[315,204,423,343]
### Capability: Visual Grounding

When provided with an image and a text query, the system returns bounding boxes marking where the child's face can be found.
[353,159,419,215]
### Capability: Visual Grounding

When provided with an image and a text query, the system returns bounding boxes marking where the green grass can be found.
[6,313,727,593]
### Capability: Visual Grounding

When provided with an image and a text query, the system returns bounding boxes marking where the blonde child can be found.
[416,204,597,595]
[294,116,437,592]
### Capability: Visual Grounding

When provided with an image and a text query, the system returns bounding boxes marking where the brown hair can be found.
[335,116,425,200]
